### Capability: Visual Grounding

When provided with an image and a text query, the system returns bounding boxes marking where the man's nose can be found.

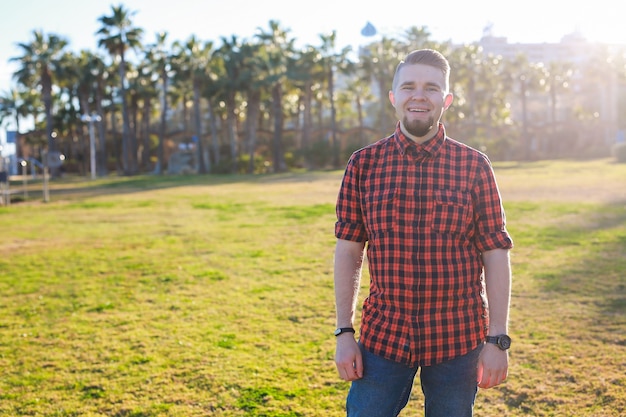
[410,88,427,99]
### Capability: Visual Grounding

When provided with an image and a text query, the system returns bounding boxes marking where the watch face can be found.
[498,335,512,350]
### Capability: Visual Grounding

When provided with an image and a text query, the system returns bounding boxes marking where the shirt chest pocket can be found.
[363,188,397,237]
[430,190,472,234]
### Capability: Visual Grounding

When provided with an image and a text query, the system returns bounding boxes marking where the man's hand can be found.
[477,343,508,389]
[334,334,363,381]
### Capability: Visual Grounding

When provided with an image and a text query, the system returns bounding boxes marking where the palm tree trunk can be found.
[42,74,60,177]
[246,90,261,174]
[328,66,339,169]
[110,111,122,174]
[271,83,286,172]
[302,82,313,168]
[142,100,151,171]
[96,85,107,176]
[130,95,139,172]
[119,57,133,175]
[520,79,530,160]
[207,100,219,168]
[193,84,207,174]
[226,94,238,174]
[356,93,366,147]
[157,75,167,175]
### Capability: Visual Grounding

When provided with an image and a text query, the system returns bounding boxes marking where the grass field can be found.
[0,159,625,416]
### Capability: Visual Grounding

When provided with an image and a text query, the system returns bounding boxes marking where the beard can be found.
[402,115,435,138]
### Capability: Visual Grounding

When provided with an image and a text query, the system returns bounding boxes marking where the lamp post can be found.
[20,159,28,199]
[81,113,102,179]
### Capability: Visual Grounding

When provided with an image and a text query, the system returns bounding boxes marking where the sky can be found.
[1,0,625,142]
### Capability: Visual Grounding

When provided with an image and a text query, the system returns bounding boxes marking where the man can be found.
[333,49,513,417]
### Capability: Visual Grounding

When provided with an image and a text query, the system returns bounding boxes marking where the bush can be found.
[612,142,626,163]
[302,140,333,169]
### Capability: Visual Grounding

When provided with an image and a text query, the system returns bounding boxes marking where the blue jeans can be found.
[346,344,482,417]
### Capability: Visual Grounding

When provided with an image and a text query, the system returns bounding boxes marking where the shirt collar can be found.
[393,122,446,158]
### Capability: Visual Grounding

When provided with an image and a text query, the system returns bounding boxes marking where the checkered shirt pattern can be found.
[335,122,513,366]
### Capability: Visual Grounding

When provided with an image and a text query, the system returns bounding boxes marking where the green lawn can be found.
[0,159,625,416]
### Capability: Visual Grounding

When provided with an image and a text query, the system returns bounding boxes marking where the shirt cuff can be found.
[335,221,368,242]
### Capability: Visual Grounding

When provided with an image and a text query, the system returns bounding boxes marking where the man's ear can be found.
[443,93,454,110]
[389,90,395,106]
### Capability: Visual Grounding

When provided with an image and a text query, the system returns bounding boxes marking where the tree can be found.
[0,89,27,158]
[86,53,111,176]
[97,4,144,175]
[286,45,324,169]
[10,30,68,163]
[446,44,512,159]
[216,35,246,173]
[144,31,173,175]
[133,57,159,171]
[403,26,435,51]
[318,31,354,168]
[237,40,265,174]
[344,65,375,149]
[202,61,224,170]
[359,36,403,137]
[172,35,214,174]
[255,20,296,173]
[56,50,88,174]
[504,55,545,159]
[0,90,17,130]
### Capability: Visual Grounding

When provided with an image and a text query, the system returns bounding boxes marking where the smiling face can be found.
[389,63,453,143]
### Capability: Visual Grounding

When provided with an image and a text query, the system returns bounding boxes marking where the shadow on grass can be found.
[524,201,626,314]
[7,171,342,205]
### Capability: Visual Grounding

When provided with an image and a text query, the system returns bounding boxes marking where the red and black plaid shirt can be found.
[335,123,513,366]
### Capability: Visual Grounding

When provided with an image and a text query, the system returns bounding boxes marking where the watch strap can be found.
[485,334,512,350]
[334,327,355,337]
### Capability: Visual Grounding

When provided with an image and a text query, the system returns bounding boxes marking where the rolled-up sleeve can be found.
[335,154,368,243]
[472,156,513,252]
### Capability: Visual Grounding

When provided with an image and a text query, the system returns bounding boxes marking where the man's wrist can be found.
[334,327,355,337]
[485,334,512,350]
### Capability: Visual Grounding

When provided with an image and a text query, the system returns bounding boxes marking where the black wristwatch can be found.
[485,334,512,350]
[334,327,356,337]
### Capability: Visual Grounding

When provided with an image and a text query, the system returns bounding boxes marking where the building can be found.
[478,29,625,157]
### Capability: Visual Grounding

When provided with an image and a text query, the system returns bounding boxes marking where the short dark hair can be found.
[392,49,450,91]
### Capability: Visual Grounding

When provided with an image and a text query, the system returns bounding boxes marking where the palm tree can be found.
[238,40,266,174]
[255,20,296,173]
[449,45,492,136]
[10,30,68,160]
[145,31,173,174]
[172,35,213,174]
[216,35,246,173]
[56,50,87,173]
[403,26,437,51]
[204,58,225,170]
[505,55,544,159]
[0,90,17,130]
[344,66,374,148]
[318,31,354,168]
[0,89,26,158]
[86,53,110,176]
[97,4,144,175]
[65,51,112,175]
[547,63,572,124]
[360,36,403,137]
[289,46,324,168]
[19,88,47,157]
[133,58,159,171]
